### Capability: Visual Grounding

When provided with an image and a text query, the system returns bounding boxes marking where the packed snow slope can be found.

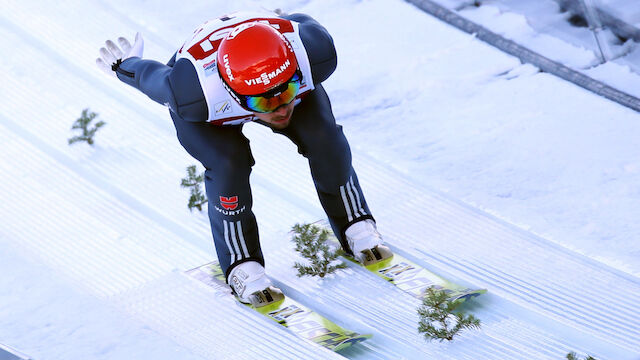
[0,0,639,359]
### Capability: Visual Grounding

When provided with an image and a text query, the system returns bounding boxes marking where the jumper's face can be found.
[253,101,295,129]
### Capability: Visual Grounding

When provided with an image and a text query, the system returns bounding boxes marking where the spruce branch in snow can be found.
[181,165,208,212]
[418,287,481,341]
[292,223,346,278]
[68,108,105,146]
[567,352,597,360]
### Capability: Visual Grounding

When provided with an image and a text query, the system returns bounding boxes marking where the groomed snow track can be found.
[0,0,638,359]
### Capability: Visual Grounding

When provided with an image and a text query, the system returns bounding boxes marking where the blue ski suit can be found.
[114,13,374,279]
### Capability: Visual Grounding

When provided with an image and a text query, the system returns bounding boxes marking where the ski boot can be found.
[345,219,393,266]
[228,261,284,308]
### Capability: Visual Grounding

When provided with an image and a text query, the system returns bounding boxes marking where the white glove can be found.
[96,32,144,77]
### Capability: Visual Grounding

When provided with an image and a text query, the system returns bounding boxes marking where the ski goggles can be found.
[223,70,303,113]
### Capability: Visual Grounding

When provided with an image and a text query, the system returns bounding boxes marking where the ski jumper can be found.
[114,12,374,278]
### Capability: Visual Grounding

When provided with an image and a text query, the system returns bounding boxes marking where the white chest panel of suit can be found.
[176,11,315,125]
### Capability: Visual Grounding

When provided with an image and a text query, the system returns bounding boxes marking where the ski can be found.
[316,220,487,302]
[186,261,371,352]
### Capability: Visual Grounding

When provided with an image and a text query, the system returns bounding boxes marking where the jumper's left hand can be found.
[96,32,144,77]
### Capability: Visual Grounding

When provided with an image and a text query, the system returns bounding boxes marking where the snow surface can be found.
[1,0,639,359]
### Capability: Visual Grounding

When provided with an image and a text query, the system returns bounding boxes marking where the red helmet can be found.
[217,22,298,96]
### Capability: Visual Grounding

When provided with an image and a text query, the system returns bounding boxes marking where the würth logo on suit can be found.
[215,195,245,216]
[220,196,239,210]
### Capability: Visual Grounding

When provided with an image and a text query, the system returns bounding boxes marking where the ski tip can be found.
[331,334,372,352]
[452,289,487,302]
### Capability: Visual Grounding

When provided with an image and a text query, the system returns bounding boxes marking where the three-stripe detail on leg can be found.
[223,220,250,264]
[340,176,367,222]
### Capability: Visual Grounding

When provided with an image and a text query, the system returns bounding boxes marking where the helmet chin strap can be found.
[218,69,243,106]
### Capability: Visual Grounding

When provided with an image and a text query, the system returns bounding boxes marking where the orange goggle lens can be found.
[240,71,302,113]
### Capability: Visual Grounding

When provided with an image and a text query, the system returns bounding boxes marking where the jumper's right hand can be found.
[96,32,144,77]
